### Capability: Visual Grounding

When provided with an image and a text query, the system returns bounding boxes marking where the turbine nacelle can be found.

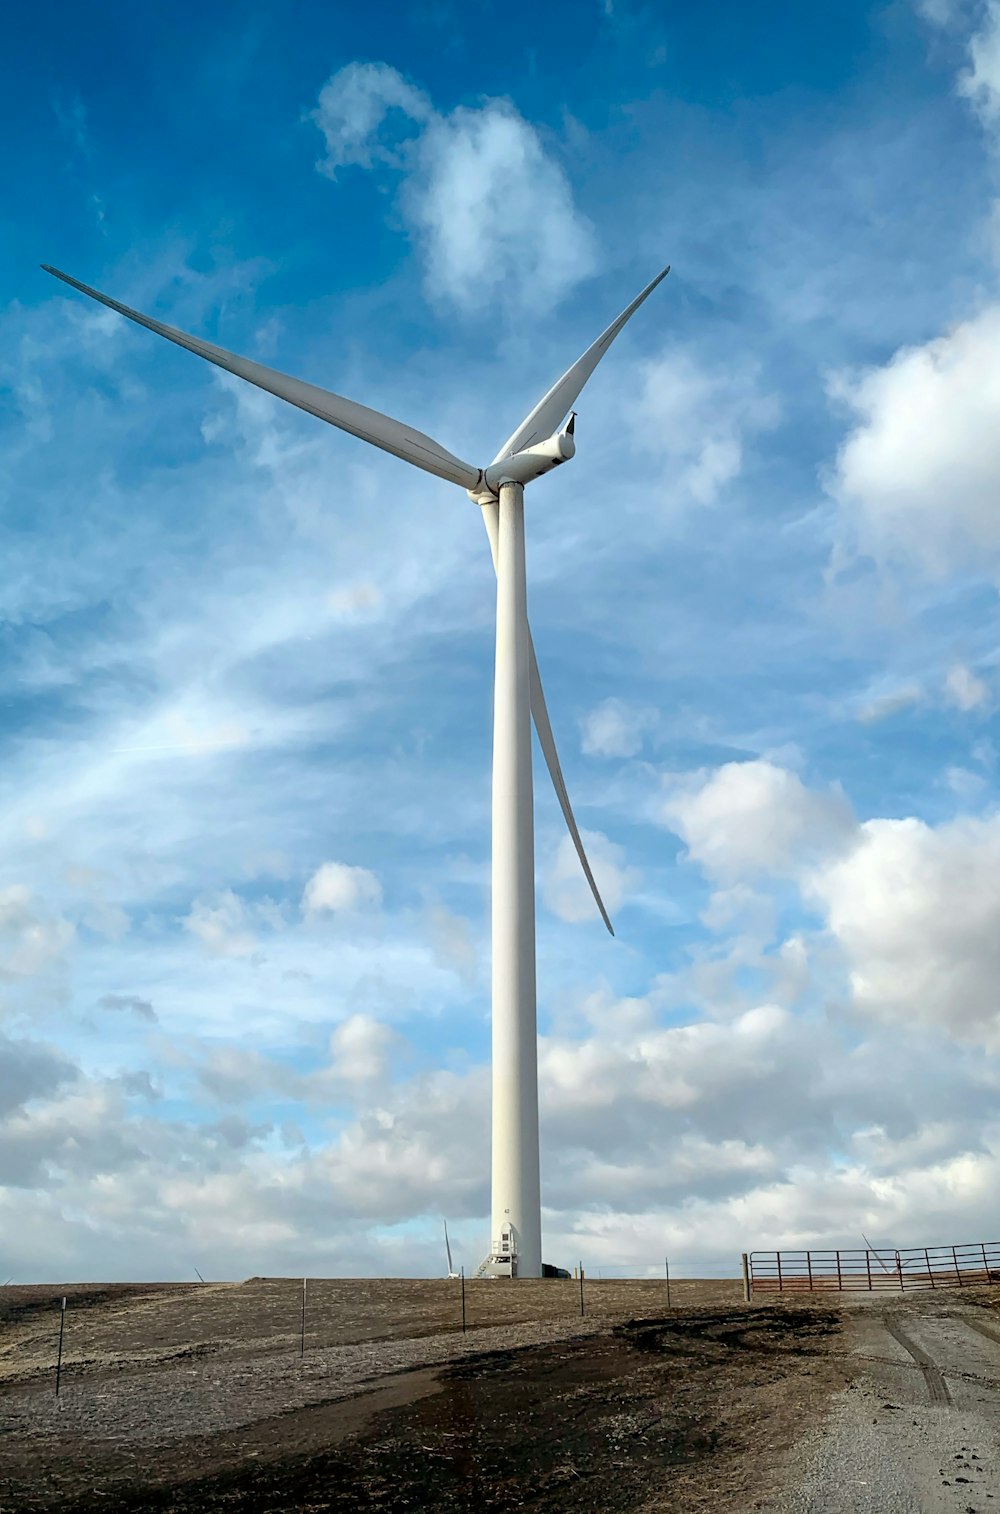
[469,418,577,505]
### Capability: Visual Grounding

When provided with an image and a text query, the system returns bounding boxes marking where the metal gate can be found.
[749,1241,1000,1294]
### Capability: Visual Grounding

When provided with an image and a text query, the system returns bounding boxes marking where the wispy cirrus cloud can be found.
[958,0,1000,132]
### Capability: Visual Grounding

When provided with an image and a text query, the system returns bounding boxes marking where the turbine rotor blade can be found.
[41,266,481,490]
[480,502,614,936]
[491,264,670,466]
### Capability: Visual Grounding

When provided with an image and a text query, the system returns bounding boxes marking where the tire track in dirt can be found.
[881,1315,951,1405]
[961,1312,1000,1351]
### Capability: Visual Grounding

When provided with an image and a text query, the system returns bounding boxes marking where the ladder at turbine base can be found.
[476,1224,518,1278]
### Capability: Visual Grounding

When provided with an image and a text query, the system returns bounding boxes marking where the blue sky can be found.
[4,0,1000,1281]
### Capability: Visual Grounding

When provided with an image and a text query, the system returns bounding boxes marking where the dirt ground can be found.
[0,1278,852,1512]
[0,1278,742,1374]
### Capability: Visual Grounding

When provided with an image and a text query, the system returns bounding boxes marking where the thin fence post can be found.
[806,1251,813,1292]
[953,1246,962,1286]
[579,1263,585,1317]
[55,1296,66,1397]
[983,1243,990,1282]
[835,1250,842,1291]
[664,1256,671,1309]
[925,1247,934,1288]
[741,1253,750,1302]
[896,1251,904,1292]
[776,1250,783,1293]
[300,1277,307,1358]
[866,1249,872,1291]
[460,1266,466,1334]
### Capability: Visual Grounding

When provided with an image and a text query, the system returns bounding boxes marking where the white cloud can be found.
[808,813,1000,1044]
[700,884,777,940]
[543,829,640,925]
[540,1003,796,1120]
[311,63,595,314]
[945,764,987,799]
[580,698,656,757]
[661,760,855,883]
[631,351,780,505]
[0,887,75,979]
[408,104,596,314]
[2,961,1000,1279]
[302,861,382,915]
[311,61,431,173]
[959,1,1000,130]
[181,891,258,958]
[827,306,1000,575]
[108,690,254,760]
[426,903,478,983]
[944,662,990,710]
[328,1013,397,1083]
[856,682,924,724]
[916,0,961,26]
[659,755,1000,1053]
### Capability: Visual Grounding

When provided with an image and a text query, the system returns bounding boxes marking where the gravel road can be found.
[767,1296,1000,1512]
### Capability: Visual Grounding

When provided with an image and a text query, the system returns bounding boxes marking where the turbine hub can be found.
[468,424,577,505]
[467,473,500,507]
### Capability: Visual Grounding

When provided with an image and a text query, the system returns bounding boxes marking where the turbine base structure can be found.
[476,1222,519,1278]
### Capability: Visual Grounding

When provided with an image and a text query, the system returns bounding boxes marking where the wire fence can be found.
[1,1269,744,1397]
[13,1242,998,1400]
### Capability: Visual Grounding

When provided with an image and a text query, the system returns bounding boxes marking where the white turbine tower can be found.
[43,259,670,1278]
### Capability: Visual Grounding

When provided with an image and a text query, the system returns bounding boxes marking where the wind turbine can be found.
[443,1219,459,1280]
[42,259,670,1278]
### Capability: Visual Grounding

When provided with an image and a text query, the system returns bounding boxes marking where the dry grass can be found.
[0,1276,742,1386]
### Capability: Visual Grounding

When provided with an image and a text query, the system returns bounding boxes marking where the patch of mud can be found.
[619,1307,842,1358]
